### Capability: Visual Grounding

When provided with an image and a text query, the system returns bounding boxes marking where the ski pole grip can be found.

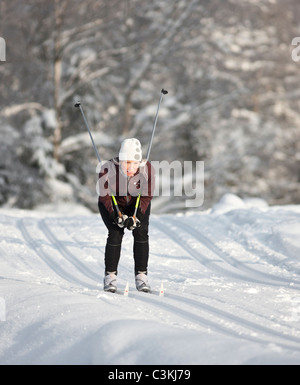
[74,101,81,108]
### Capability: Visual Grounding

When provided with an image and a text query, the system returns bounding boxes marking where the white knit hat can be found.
[119,138,142,161]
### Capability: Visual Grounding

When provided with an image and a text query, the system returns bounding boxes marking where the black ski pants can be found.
[98,202,151,276]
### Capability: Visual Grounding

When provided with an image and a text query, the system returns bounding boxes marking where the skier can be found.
[98,138,155,293]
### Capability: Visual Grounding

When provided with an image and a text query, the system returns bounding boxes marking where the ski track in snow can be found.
[161,216,300,289]
[1,199,300,365]
[151,218,300,351]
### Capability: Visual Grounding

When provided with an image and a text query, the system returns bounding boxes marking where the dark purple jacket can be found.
[98,157,155,215]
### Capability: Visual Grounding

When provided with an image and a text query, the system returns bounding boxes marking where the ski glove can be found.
[115,214,129,228]
[124,207,145,230]
[124,216,141,230]
[110,211,128,228]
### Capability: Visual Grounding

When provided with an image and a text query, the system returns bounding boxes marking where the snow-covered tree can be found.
[1,0,300,212]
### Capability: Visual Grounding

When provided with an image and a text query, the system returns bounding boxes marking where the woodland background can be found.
[1,0,300,214]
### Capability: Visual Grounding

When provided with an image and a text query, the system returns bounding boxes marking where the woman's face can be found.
[120,160,140,177]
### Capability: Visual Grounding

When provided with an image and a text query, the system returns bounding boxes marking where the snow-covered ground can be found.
[0,194,300,365]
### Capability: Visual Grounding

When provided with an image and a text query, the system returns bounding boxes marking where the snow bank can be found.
[211,193,269,215]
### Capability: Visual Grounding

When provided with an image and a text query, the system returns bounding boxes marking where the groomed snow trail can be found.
[0,196,300,364]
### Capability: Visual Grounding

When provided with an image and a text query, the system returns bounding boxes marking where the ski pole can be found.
[74,101,122,217]
[134,89,168,219]
[145,89,168,162]
[111,194,122,218]
[74,101,102,164]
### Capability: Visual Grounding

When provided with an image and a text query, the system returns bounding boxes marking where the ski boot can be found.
[135,271,151,293]
[104,271,117,293]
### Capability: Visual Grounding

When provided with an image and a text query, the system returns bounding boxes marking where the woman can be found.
[98,138,155,293]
